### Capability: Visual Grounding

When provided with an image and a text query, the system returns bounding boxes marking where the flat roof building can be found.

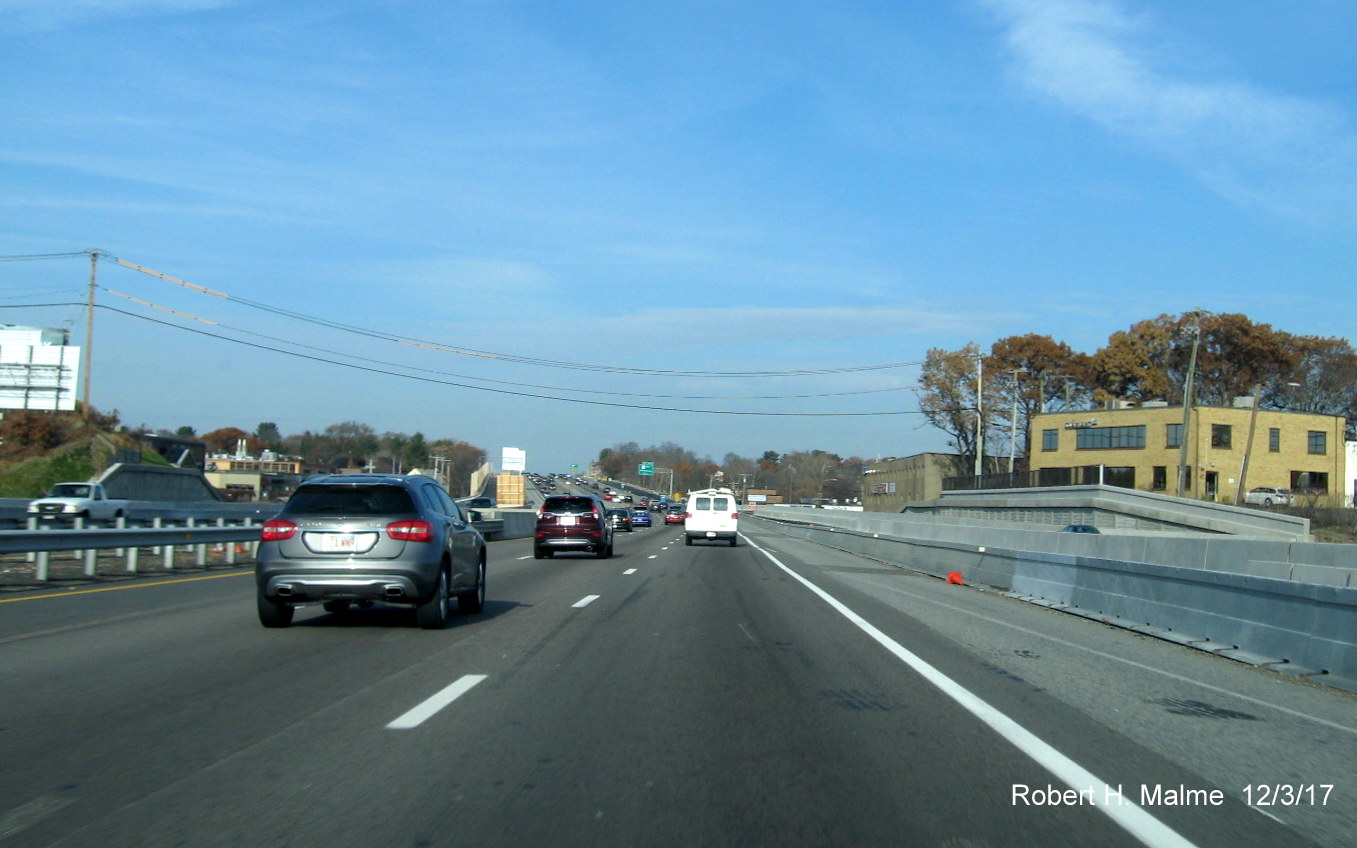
[1029,400,1346,507]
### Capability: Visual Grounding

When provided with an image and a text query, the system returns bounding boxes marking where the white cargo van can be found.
[683,487,739,546]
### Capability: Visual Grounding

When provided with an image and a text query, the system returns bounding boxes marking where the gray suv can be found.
[255,474,486,629]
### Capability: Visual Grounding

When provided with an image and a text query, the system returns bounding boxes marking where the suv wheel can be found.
[459,560,486,614]
[258,593,294,628]
[416,569,450,630]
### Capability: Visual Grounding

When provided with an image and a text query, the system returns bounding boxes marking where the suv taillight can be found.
[387,519,434,542]
[261,518,297,542]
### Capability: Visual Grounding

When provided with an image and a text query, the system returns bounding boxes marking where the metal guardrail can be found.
[1,515,512,582]
[0,520,263,581]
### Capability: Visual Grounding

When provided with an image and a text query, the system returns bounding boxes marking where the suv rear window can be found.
[543,497,597,516]
[284,484,417,515]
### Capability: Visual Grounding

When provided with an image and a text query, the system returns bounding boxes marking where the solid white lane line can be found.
[573,595,600,608]
[740,533,1202,848]
[386,674,488,730]
[624,568,638,575]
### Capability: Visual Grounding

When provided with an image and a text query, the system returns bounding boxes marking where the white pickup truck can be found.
[27,482,130,522]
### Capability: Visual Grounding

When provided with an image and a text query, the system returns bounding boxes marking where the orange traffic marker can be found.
[946,571,965,585]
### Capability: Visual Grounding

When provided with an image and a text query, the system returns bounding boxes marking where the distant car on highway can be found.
[535,493,614,559]
[630,507,651,528]
[1244,487,1292,507]
[459,496,496,510]
[664,506,685,526]
[255,474,486,629]
[607,508,634,532]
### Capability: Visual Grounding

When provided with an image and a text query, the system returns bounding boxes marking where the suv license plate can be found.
[318,533,361,552]
[559,516,577,526]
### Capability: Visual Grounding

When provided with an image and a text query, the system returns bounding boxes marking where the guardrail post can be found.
[127,541,139,574]
[115,515,126,557]
[35,524,50,581]
[26,516,36,563]
[220,518,235,565]
[83,543,98,577]
[152,517,163,555]
[191,517,208,567]
[73,515,85,559]
[163,521,175,571]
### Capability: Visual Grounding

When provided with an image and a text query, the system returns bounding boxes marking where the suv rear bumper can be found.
[258,572,435,604]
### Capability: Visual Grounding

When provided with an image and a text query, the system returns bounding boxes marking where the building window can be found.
[1076,425,1146,450]
[1165,423,1182,449]
[1104,467,1136,488]
[1268,428,1280,452]
[1292,471,1329,494]
[1152,466,1167,490]
[1211,424,1232,449]
[1308,431,1327,454]
[1042,429,1058,451]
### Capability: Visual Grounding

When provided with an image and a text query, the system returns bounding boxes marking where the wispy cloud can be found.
[982,0,1357,224]
[0,0,233,32]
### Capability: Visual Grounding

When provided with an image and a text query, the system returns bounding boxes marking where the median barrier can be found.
[749,506,1357,692]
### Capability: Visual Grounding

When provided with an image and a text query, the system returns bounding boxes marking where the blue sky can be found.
[4,0,1356,474]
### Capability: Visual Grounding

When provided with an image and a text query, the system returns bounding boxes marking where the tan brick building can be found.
[1029,401,1346,506]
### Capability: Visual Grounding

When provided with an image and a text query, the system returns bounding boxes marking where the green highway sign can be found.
[638,462,655,476]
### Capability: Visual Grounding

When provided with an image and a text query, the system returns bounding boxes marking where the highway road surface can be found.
[0,504,1352,847]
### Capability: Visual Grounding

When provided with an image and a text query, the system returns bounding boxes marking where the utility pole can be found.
[1233,384,1263,506]
[973,355,984,478]
[82,250,97,417]
[1009,369,1021,474]
[1175,312,1203,498]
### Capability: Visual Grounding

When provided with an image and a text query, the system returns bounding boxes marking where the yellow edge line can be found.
[0,569,253,603]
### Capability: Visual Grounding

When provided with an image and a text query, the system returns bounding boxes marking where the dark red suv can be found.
[534,493,614,559]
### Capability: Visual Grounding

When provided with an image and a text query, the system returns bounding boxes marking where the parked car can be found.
[535,493,614,558]
[607,508,634,532]
[255,474,486,629]
[1244,487,1293,507]
[1060,524,1101,534]
[683,488,739,546]
[630,507,651,528]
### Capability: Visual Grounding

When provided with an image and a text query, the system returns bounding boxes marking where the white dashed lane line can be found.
[387,674,488,730]
[573,595,600,608]
[624,569,638,575]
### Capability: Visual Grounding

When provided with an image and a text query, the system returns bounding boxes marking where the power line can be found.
[86,302,925,417]
[100,252,925,378]
[95,287,913,402]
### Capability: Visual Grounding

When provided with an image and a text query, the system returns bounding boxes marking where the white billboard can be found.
[501,447,527,472]
[0,342,80,411]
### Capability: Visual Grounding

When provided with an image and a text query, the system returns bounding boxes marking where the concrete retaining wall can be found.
[750,506,1357,691]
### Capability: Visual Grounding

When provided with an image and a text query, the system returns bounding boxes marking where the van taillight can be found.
[387,519,434,542]
[261,519,297,542]
[731,512,739,519]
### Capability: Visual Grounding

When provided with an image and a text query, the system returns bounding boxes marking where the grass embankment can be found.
[0,433,168,498]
